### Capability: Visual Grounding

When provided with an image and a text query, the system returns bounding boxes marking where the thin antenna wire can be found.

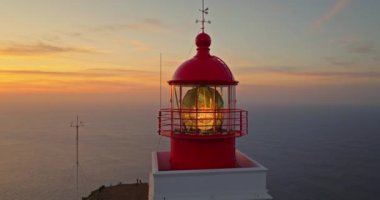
[186,43,195,59]
[70,115,84,200]
[185,29,202,60]
[156,53,163,151]
[157,53,163,151]
[160,53,162,109]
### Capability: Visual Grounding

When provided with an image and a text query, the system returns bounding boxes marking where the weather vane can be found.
[196,0,211,32]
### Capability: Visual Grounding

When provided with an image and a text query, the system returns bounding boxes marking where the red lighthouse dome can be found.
[169,32,238,85]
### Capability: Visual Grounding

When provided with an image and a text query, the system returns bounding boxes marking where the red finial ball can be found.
[195,32,211,48]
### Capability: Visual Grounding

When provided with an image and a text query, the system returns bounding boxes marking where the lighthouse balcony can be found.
[158,108,248,138]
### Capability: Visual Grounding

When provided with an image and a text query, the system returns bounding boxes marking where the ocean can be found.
[0,104,379,200]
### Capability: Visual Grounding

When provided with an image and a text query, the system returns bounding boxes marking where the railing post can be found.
[171,110,174,137]
[245,111,248,135]
[179,109,182,133]
[158,110,162,135]
[240,110,243,133]
[227,109,230,133]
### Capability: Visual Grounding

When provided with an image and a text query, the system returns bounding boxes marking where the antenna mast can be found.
[70,115,84,200]
[196,0,211,32]
[160,53,162,109]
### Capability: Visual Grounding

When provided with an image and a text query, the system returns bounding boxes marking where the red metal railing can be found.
[158,108,248,138]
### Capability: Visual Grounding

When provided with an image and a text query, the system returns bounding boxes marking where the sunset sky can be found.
[1,0,380,106]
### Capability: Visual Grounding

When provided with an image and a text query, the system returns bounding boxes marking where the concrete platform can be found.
[149,150,272,200]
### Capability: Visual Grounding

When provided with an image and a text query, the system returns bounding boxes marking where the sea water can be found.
[0,104,379,200]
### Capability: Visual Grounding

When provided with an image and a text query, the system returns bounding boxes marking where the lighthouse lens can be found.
[181,86,224,132]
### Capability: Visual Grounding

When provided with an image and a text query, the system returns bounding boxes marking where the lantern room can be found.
[158,32,248,170]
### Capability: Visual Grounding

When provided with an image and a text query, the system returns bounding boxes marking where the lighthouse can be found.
[149,2,271,200]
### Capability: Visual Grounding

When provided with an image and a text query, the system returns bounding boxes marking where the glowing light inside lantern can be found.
[181,86,224,132]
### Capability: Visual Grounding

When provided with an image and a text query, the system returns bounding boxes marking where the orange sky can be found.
[1,0,380,106]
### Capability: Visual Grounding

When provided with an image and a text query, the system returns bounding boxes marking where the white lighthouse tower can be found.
[149,1,271,199]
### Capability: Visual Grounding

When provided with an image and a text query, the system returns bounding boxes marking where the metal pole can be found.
[160,53,162,109]
[76,115,79,200]
[70,115,83,200]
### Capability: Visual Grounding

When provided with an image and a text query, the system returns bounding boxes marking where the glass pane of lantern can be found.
[179,86,195,133]
[171,85,181,133]
[173,85,181,109]
[229,86,237,131]
[219,86,228,109]
[180,85,224,133]
[218,86,231,133]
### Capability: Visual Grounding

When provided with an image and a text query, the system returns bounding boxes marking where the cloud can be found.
[347,42,374,54]
[313,0,350,32]
[85,68,155,75]
[40,35,61,42]
[0,70,79,76]
[289,71,380,79]
[0,68,159,93]
[236,66,303,74]
[0,69,102,77]
[128,40,154,51]
[326,57,355,66]
[0,42,97,56]
[373,56,380,62]
[61,32,83,38]
[236,66,380,79]
[0,68,155,78]
[338,36,376,54]
[87,18,169,33]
